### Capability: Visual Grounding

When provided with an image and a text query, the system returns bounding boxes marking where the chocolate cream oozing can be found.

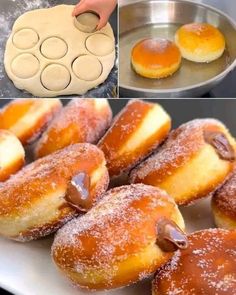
[65,172,91,212]
[156,218,188,252]
[204,130,235,161]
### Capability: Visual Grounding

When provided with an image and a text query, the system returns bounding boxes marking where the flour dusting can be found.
[0,0,50,91]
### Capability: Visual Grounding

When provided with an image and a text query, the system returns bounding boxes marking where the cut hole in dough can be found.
[12,28,39,50]
[40,37,68,59]
[41,64,71,91]
[86,34,114,56]
[74,12,100,33]
[11,53,40,79]
[72,55,102,81]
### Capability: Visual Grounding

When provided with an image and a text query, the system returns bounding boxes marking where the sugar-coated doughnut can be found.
[131,38,181,79]
[0,99,62,145]
[0,130,25,181]
[35,99,112,158]
[52,184,187,291]
[0,143,109,242]
[130,119,236,205]
[152,228,236,295]
[98,100,171,178]
[212,170,236,229]
[175,23,226,63]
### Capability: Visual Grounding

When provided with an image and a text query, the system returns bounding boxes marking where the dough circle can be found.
[11,53,40,79]
[12,28,39,50]
[75,12,100,33]
[86,34,114,56]
[40,37,68,59]
[41,64,71,91]
[72,55,102,81]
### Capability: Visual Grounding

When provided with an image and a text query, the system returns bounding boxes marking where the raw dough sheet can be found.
[4,5,116,97]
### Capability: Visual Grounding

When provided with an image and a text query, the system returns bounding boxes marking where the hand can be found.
[72,0,117,30]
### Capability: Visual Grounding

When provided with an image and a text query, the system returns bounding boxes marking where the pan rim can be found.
[119,0,236,94]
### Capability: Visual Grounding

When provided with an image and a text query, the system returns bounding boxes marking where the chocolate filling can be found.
[156,218,188,252]
[204,130,235,161]
[65,172,91,212]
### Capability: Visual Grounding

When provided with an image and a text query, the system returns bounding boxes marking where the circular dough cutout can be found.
[12,28,39,50]
[72,55,102,81]
[86,34,114,56]
[41,64,71,91]
[75,12,100,33]
[41,37,68,59]
[11,53,40,79]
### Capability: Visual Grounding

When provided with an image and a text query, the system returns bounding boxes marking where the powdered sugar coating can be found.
[52,184,184,290]
[98,99,171,177]
[0,143,109,241]
[213,170,236,219]
[153,228,236,295]
[130,118,227,183]
[35,98,112,158]
[0,99,62,145]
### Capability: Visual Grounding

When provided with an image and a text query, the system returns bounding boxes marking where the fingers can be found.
[72,1,87,17]
[96,16,108,30]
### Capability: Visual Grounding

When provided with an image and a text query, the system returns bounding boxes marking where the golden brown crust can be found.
[0,157,25,182]
[35,99,112,158]
[0,129,25,181]
[152,229,236,295]
[212,170,236,220]
[98,100,171,178]
[52,184,185,290]
[0,143,109,241]
[175,23,225,62]
[0,99,62,145]
[130,119,236,205]
[132,38,181,67]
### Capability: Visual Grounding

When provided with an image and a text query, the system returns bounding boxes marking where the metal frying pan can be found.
[119,0,236,98]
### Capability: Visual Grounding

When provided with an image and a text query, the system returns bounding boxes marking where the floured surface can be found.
[0,197,215,295]
[4,4,115,97]
[0,0,50,97]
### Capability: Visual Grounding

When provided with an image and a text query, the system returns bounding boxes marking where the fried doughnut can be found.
[131,38,181,79]
[35,99,112,158]
[0,99,62,145]
[0,143,109,242]
[212,170,236,229]
[98,100,171,178]
[0,130,25,181]
[52,184,187,291]
[152,228,236,295]
[175,23,226,63]
[130,119,236,205]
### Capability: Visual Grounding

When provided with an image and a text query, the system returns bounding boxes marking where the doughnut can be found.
[0,143,109,242]
[152,228,236,295]
[0,130,25,181]
[0,99,62,145]
[35,99,112,158]
[212,170,236,229]
[131,38,181,79]
[175,23,226,63]
[52,184,187,291]
[98,100,171,178]
[130,119,236,205]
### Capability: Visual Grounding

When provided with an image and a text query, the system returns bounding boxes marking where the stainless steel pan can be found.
[119,0,236,98]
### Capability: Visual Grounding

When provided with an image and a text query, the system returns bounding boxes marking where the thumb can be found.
[96,16,108,30]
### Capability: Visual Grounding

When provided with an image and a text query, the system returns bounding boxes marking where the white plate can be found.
[0,197,215,295]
